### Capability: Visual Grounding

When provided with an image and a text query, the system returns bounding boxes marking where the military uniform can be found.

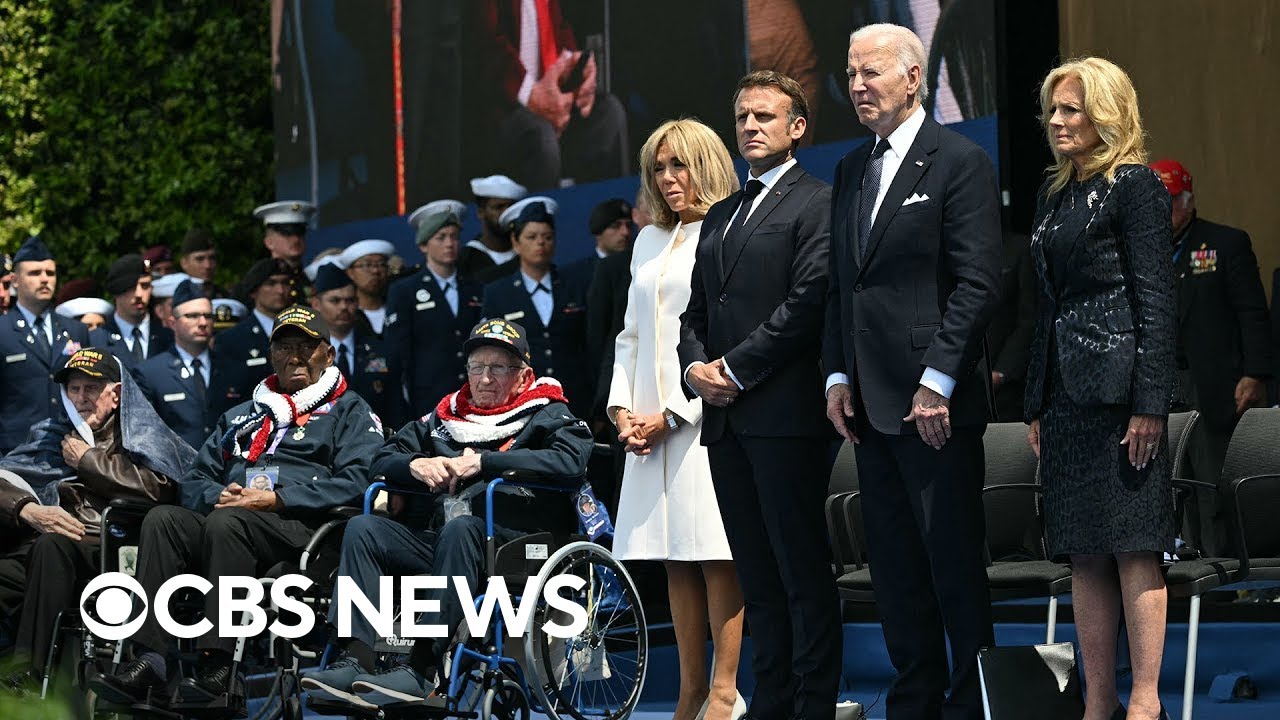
[89,315,174,372]
[335,327,398,431]
[385,270,484,422]
[136,347,223,451]
[481,268,593,418]
[0,311,90,453]
[208,313,273,416]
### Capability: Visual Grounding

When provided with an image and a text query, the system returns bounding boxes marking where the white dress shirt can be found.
[520,270,554,327]
[824,106,956,400]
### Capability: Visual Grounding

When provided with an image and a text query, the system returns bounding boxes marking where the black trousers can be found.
[706,429,841,720]
[854,418,993,720]
[0,534,98,672]
[131,506,318,656]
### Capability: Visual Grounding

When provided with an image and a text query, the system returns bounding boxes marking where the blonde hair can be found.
[638,119,739,230]
[1039,57,1148,196]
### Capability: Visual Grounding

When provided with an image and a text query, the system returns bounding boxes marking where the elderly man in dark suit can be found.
[677,70,838,720]
[1152,159,1272,555]
[823,24,1002,720]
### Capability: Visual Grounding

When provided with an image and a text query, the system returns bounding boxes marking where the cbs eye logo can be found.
[80,572,148,641]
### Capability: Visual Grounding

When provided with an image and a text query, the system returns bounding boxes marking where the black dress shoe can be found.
[89,656,167,705]
[176,662,242,703]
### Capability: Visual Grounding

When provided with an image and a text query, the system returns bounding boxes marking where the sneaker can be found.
[350,664,437,706]
[301,654,370,705]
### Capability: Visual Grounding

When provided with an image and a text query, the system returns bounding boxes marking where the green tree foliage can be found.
[0,0,273,285]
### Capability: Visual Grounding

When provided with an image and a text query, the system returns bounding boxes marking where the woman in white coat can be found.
[607,119,744,720]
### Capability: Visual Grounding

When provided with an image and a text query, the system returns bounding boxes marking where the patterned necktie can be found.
[33,314,52,361]
[130,326,145,362]
[858,137,891,261]
[721,179,766,272]
[190,357,207,404]
[338,344,353,377]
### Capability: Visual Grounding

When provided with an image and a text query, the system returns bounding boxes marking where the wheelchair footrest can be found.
[382,698,474,720]
[306,696,383,718]
[93,701,184,720]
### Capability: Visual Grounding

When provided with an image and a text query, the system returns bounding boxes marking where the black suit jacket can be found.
[677,162,832,443]
[1174,215,1272,429]
[823,117,1002,434]
[89,316,174,371]
[207,314,272,416]
[1024,165,1175,419]
[341,327,397,431]
[586,248,632,416]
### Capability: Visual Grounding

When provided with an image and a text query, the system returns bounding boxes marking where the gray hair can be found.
[849,23,930,106]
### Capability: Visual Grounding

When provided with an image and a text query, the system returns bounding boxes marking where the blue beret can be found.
[13,236,53,265]
[313,262,353,294]
[171,279,204,310]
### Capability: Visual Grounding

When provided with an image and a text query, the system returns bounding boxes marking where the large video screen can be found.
[271,0,997,259]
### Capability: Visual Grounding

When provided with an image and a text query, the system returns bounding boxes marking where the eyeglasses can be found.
[350,261,389,272]
[465,362,522,378]
[271,339,322,358]
[177,312,215,321]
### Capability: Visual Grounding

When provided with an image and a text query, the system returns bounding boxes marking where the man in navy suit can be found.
[386,202,485,422]
[677,71,839,720]
[0,237,91,454]
[824,24,1001,720]
[89,253,173,370]
[136,280,219,451]
[208,258,293,414]
[311,264,397,429]
[481,197,593,419]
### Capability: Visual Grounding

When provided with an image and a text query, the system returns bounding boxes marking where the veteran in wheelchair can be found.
[0,348,191,694]
[301,318,646,718]
[90,305,385,709]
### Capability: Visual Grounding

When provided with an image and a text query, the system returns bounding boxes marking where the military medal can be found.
[292,427,306,441]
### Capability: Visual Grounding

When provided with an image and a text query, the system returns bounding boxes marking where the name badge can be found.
[504,311,525,321]
[415,301,436,311]
[244,465,279,491]
[163,392,187,402]
[5,353,26,363]
[246,357,268,366]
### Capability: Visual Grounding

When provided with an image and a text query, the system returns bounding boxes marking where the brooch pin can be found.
[292,427,306,441]
[1087,190,1098,209]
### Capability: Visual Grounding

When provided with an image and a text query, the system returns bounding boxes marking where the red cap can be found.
[143,245,173,264]
[1149,159,1192,196]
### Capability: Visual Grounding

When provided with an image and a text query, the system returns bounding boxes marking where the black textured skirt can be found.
[1038,360,1174,561]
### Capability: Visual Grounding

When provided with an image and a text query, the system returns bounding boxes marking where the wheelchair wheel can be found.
[481,678,530,720]
[524,542,647,720]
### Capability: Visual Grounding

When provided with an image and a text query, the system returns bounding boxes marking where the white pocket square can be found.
[902,193,930,206]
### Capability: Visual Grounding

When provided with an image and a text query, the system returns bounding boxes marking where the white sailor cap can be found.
[408,199,468,228]
[212,298,248,327]
[252,200,316,227]
[55,297,114,320]
[469,175,527,201]
[339,239,396,267]
[151,272,192,299]
[303,254,347,282]
[497,196,559,229]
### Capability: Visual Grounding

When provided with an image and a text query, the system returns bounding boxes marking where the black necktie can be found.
[130,326,145,362]
[190,357,207,405]
[33,315,52,361]
[338,344,353,377]
[721,179,766,272]
[531,283,549,295]
[858,138,891,261]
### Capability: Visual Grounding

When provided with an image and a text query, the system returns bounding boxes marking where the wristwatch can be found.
[663,409,679,430]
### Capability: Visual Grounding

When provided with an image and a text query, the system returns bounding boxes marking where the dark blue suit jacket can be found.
[208,314,272,417]
[385,270,484,423]
[338,327,398,431]
[482,267,592,418]
[89,315,174,371]
[135,347,224,451]
[0,309,91,452]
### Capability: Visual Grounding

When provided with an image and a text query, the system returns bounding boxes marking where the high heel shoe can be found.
[693,691,747,720]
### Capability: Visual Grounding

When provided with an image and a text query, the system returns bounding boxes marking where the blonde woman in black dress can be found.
[1025,58,1174,720]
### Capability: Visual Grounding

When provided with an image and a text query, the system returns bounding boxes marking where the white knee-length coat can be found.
[607,221,732,561]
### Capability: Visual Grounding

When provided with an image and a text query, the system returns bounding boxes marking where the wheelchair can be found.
[305,471,649,720]
[49,497,355,720]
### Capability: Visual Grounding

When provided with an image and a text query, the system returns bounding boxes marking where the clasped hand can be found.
[410,448,483,494]
[616,411,671,456]
[687,358,739,408]
[215,482,280,511]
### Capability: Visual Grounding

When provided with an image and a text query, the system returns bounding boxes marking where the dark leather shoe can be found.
[176,661,241,703]
[89,655,167,705]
